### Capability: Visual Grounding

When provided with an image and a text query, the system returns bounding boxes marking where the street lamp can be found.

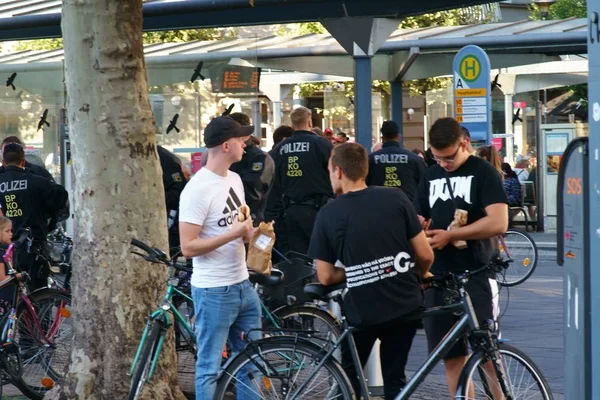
[534,0,556,20]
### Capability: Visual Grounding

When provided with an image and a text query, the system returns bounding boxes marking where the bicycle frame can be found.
[129,278,195,381]
[288,289,480,400]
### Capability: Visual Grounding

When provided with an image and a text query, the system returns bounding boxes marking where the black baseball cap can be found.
[204,116,254,148]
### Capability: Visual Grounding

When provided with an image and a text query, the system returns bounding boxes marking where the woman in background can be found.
[476,145,503,179]
[502,162,523,207]
[412,148,426,160]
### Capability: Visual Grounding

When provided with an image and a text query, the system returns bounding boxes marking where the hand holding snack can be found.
[426,229,453,250]
[238,205,251,222]
[231,205,253,239]
[447,209,468,249]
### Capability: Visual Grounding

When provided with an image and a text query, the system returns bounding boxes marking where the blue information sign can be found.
[452,45,492,144]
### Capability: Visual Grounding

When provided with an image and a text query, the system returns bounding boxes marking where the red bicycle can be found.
[1,228,72,399]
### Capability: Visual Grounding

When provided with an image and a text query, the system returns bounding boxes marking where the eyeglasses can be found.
[432,142,463,164]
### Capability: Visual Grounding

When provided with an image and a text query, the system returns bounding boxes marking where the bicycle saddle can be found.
[304,282,347,300]
[248,268,284,286]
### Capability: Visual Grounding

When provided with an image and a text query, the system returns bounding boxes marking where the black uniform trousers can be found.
[15,241,50,291]
[284,205,319,256]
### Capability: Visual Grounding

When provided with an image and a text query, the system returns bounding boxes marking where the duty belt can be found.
[283,195,330,209]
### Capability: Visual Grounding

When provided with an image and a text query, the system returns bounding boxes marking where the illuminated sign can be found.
[210,66,261,93]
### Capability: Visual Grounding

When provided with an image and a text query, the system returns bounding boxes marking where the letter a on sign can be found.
[456,78,464,89]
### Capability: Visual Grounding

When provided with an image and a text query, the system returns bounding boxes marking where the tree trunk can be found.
[52,1,185,399]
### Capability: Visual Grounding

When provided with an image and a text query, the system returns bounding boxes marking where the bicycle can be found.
[129,241,341,400]
[213,258,553,400]
[46,223,73,291]
[127,238,195,400]
[497,228,538,287]
[0,228,72,400]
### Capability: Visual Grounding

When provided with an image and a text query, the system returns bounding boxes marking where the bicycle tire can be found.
[213,337,354,399]
[0,310,22,381]
[271,304,341,340]
[498,229,538,287]
[127,319,163,400]
[11,288,71,400]
[456,342,553,399]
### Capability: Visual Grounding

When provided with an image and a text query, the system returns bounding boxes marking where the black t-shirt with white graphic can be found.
[366,142,425,202]
[308,186,424,327]
[414,156,508,274]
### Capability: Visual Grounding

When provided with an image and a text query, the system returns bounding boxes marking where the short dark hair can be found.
[229,112,251,127]
[380,120,400,140]
[429,118,463,149]
[330,142,368,181]
[3,143,24,164]
[461,126,471,139]
[273,125,294,145]
[1,136,23,147]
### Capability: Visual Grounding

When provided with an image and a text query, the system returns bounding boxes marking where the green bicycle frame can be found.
[129,271,195,381]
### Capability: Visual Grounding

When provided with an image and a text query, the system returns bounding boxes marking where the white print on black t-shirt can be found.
[373,154,408,164]
[428,176,474,208]
[345,253,416,288]
[218,187,243,227]
[394,252,416,273]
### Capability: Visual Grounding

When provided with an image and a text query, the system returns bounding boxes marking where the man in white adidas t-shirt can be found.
[179,116,259,399]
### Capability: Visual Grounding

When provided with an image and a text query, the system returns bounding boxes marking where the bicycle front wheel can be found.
[214,338,354,400]
[456,342,553,399]
[11,288,72,400]
[498,230,538,287]
[127,319,163,400]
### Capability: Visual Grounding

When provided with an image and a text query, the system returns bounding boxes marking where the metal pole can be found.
[391,80,403,147]
[354,56,373,149]
[252,100,261,138]
[273,101,282,129]
[535,100,544,232]
[586,3,600,396]
[504,93,514,163]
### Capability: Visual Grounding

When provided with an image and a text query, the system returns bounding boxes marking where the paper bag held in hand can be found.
[247,221,276,275]
[447,209,468,249]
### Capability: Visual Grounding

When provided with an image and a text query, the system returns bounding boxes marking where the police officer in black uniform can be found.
[0,143,68,290]
[228,113,275,224]
[266,106,334,255]
[269,125,294,158]
[157,146,188,251]
[1,136,54,181]
[366,121,425,202]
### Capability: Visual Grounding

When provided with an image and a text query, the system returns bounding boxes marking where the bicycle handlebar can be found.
[130,238,193,273]
[423,257,510,289]
[130,238,155,256]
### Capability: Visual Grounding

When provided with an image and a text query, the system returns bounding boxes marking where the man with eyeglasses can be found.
[414,117,508,397]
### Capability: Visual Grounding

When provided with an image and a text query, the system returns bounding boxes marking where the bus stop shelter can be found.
[4,0,600,398]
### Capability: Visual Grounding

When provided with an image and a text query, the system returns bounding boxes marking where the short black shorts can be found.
[423,273,498,360]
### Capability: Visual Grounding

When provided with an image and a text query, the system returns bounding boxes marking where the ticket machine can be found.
[541,123,581,231]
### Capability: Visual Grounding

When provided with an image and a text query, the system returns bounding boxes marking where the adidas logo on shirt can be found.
[218,187,243,227]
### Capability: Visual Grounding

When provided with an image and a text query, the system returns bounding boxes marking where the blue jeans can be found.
[192,279,261,399]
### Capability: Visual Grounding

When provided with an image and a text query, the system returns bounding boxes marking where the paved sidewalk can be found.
[525,231,557,249]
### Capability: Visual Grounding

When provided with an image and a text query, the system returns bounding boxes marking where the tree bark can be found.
[52,1,185,399]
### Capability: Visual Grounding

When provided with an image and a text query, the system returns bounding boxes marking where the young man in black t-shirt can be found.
[308,143,434,400]
[414,117,508,397]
